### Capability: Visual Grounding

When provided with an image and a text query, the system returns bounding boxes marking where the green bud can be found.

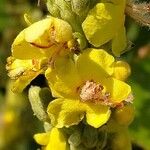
[113,104,135,126]
[82,125,98,148]
[62,124,82,136]
[71,0,90,20]
[68,130,81,146]
[96,131,107,150]
[28,86,49,122]
[47,0,61,17]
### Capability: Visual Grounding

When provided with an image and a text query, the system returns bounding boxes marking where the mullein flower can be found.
[6,17,78,92]
[6,57,46,92]
[82,0,127,56]
[34,128,68,150]
[12,16,74,59]
[46,48,131,128]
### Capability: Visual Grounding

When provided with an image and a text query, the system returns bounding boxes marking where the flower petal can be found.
[34,132,50,146]
[113,61,131,81]
[45,68,63,98]
[34,128,68,150]
[12,69,43,92]
[76,48,114,81]
[12,29,46,59]
[82,3,124,47]
[47,98,85,128]
[47,98,111,128]
[45,55,81,98]
[102,77,131,103]
[46,128,67,150]
[6,57,44,92]
[85,102,111,128]
[112,26,127,56]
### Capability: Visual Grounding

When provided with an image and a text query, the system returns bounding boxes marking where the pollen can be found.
[80,81,104,102]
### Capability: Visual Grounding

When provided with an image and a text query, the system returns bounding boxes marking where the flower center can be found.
[80,81,103,101]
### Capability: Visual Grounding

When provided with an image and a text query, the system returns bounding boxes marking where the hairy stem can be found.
[125,1,150,27]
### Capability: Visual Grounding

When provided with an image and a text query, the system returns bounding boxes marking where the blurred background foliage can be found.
[0,0,150,150]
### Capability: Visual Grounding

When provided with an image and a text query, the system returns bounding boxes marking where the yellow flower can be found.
[6,16,76,92]
[34,128,68,150]
[6,57,47,92]
[12,16,73,59]
[46,48,131,128]
[82,0,127,56]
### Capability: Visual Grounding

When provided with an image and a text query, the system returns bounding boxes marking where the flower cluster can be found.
[6,0,135,150]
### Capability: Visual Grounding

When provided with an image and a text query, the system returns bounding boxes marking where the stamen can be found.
[79,81,111,105]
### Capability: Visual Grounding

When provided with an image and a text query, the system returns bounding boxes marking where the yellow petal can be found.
[82,3,124,47]
[102,77,131,103]
[34,132,50,145]
[52,17,73,43]
[113,61,131,81]
[76,48,114,81]
[45,68,63,98]
[45,55,81,98]
[12,69,43,93]
[46,128,67,150]
[47,99,85,128]
[12,30,46,59]
[6,57,33,78]
[47,98,111,128]
[85,102,111,128]
[112,26,127,56]
[25,18,53,46]
[6,57,45,92]
[24,16,72,49]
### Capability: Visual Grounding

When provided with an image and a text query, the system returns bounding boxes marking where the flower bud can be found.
[111,130,132,150]
[96,131,107,150]
[71,0,90,20]
[113,104,135,126]
[82,125,98,148]
[47,0,61,17]
[28,86,49,121]
[68,130,81,146]
[113,61,131,81]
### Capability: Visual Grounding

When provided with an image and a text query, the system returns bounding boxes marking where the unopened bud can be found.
[113,104,135,126]
[111,130,132,150]
[96,131,107,150]
[68,131,81,146]
[82,125,98,148]
[28,86,49,122]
